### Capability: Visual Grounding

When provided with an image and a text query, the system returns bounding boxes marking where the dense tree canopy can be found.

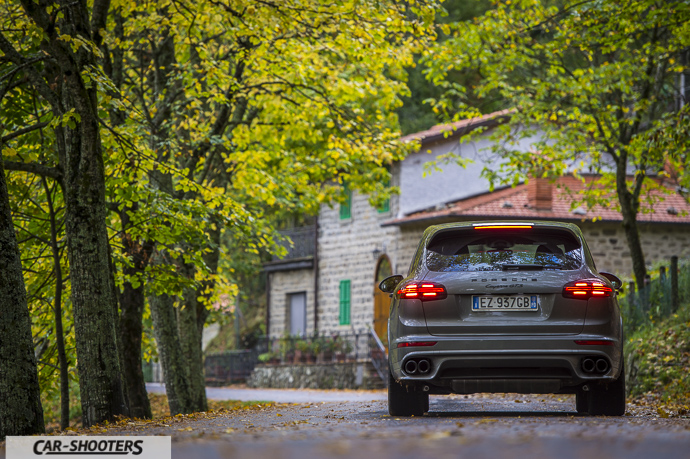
[0,0,440,430]
[424,0,690,287]
[397,0,493,135]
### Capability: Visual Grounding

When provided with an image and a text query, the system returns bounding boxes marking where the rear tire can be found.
[388,368,428,416]
[587,362,626,416]
[575,388,589,414]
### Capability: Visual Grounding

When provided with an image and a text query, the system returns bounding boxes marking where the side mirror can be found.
[379,275,404,294]
[600,271,623,291]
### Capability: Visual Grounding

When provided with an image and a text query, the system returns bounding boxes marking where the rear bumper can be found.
[390,334,622,394]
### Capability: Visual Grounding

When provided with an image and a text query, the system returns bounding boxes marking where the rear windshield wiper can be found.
[501,264,562,271]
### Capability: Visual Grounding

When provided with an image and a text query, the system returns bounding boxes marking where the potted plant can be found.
[334,335,352,362]
[258,352,280,365]
[278,333,295,364]
[296,339,311,363]
[310,336,323,364]
[342,339,354,362]
[317,336,336,363]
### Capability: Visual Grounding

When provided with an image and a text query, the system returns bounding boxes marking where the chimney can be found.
[527,177,552,210]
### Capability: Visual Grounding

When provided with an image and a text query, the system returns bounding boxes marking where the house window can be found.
[288,292,307,336]
[340,186,352,220]
[339,280,351,325]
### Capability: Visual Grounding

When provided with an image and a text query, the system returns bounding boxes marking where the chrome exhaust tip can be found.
[417,359,431,374]
[404,359,418,375]
[582,358,596,373]
[595,358,609,374]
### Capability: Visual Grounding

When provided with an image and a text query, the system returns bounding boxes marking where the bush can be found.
[625,302,690,407]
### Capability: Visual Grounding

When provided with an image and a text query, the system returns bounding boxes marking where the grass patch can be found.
[626,303,690,414]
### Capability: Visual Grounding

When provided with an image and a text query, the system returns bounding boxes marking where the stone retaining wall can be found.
[247,361,384,390]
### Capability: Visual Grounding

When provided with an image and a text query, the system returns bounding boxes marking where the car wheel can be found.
[388,368,428,416]
[575,388,589,414]
[587,362,626,416]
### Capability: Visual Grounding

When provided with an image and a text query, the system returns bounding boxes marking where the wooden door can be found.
[373,256,392,343]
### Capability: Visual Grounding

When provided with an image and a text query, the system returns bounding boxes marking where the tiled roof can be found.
[384,175,690,226]
[399,109,512,145]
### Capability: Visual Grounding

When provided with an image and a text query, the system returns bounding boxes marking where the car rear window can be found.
[425,228,583,272]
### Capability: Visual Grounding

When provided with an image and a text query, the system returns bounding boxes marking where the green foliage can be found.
[257,352,278,363]
[397,0,494,135]
[423,0,690,285]
[425,0,690,181]
[41,377,81,431]
[101,0,441,303]
[1,0,442,426]
[626,304,690,407]
[4,171,74,405]
[619,260,690,335]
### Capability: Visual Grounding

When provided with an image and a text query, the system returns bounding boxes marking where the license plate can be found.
[472,295,539,311]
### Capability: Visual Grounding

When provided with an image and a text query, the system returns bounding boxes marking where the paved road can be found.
[128,391,690,459]
[146,383,387,403]
[4,389,689,459]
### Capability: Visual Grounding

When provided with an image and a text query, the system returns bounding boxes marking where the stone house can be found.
[263,111,690,341]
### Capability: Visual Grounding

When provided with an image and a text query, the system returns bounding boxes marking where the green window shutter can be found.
[339,280,351,325]
[340,187,351,219]
[377,197,390,213]
[377,167,390,213]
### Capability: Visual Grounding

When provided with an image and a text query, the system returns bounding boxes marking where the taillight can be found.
[574,340,614,346]
[562,279,613,299]
[397,282,447,301]
[473,224,533,230]
[397,341,438,348]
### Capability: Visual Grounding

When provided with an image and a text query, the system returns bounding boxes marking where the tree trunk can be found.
[10,0,129,427]
[621,212,646,288]
[197,224,220,339]
[149,293,194,415]
[108,242,131,419]
[42,178,70,430]
[0,159,44,440]
[100,8,151,420]
[178,225,220,412]
[117,208,153,419]
[178,288,208,412]
[615,165,647,289]
[61,105,128,426]
[119,276,152,419]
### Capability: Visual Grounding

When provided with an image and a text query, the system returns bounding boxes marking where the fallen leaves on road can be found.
[476,419,498,425]
[422,430,452,440]
[42,393,275,436]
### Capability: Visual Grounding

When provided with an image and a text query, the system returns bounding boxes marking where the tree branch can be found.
[0,31,61,110]
[91,0,111,47]
[3,160,63,184]
[1,121,50,143]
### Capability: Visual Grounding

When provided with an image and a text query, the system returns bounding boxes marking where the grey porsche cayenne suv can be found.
[379,221,625,416]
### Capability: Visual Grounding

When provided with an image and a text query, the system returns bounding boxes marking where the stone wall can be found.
[267,169,432,338]
[268,268,315,338]
[580,221,690,277]
[247,362,384,390]
[316,166,403,334]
